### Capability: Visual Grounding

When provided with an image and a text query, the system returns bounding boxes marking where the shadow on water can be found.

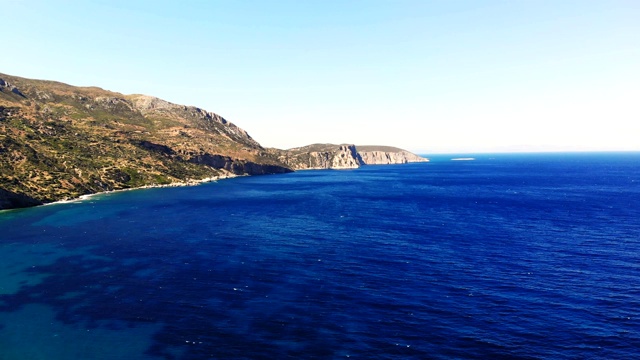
[0,230,343,359]
[0,187,385,359]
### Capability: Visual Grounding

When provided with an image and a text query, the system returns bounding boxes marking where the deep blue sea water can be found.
[1,152,639,359]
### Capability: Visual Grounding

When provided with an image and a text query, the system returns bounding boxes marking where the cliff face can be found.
[0,72,291,209]
[274,144,364,170]
[272,144,427,170]
[357,146,429,165]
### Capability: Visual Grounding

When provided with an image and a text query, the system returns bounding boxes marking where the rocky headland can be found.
[270,143,428,170]
[271,144,364,170]
[0,72,427,210]
[357,145,429,165]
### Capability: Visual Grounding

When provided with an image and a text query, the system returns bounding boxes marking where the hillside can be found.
[0,73,290,209]
[270,144,364,170]
[0,73,428,210]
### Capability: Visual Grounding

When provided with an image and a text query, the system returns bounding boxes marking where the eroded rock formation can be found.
[357,145,429,165]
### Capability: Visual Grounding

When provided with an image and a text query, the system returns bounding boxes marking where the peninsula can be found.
[0,73,427,210]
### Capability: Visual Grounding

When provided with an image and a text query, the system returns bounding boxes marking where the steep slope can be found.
[271,144,364,170]
[357,145,429,164]
[0,73,290,209]
[270,144,427,170]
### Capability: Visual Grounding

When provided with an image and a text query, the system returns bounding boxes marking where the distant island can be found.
[0,73,427,210]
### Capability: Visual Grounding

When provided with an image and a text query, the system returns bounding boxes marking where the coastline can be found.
[1,157,434,212]
[0,165,357,213]
[24,172,242,210]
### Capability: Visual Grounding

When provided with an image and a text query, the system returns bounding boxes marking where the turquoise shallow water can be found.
[1,152,640,359]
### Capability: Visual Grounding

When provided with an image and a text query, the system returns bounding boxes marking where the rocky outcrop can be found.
[276,144,364,170]
[0,78,26,98]
[357,146,428,164]
[273,144,427,170]
[130,95,261,149]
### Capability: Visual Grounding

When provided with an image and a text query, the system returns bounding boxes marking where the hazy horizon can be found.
[2,1,638,154]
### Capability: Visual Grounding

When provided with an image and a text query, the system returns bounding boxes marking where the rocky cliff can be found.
[358,145,429,165]
[271,144,427,170]
[273,144,364,170]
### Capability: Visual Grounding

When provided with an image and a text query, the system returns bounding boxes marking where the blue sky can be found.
[2,0,638,153]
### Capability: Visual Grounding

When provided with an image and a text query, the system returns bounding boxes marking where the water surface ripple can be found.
[1,152,639,359]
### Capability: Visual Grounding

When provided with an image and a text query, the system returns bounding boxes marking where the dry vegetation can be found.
[0,73,290,208]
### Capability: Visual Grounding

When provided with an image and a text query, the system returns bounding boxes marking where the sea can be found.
[1,152,639,359]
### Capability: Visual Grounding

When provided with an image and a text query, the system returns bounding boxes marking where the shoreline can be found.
[1,159,435,212]
[39,172,242,208]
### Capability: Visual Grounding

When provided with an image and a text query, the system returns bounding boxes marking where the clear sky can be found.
[2,0,639,153]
